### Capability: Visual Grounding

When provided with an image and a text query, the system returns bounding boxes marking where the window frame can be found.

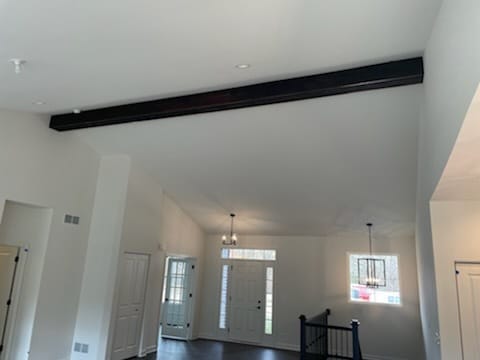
[347,252,402,307]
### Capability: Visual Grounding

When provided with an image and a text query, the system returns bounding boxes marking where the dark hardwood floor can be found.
[132,338,299,360]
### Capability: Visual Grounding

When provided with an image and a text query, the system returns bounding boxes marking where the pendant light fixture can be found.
[357,223,386,288]
[222,213,238,246]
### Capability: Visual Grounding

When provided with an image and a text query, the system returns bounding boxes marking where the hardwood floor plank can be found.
[131,338,299,359]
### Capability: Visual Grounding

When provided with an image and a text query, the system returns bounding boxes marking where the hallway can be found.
[133,339,298,360]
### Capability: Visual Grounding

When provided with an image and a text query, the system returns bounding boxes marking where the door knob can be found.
[257,306,261,310]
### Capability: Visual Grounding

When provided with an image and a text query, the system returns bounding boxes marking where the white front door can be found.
[0,245,19,359]
[112,253,149,360]
[456,263,480,360]
[161,258,195,339]
[229,261,264,343]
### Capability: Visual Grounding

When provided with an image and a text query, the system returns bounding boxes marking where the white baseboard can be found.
[138,344,157,357]
[198,333,217,340]
[144,345,157,354]
[363,354,407,360]
[274,342,299,352]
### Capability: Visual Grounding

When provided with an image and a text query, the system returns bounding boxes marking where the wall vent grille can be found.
[73,342,89,353]
[64,214,80,225]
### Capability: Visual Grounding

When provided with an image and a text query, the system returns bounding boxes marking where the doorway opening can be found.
[161,256,197,340]
[0,245,20,358]
[0,200,53,360]
[455,262,480,360]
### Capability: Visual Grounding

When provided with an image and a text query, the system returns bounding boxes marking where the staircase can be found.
[299,309,363,360]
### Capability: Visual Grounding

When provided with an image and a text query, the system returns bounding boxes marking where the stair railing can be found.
[299,309,362,360]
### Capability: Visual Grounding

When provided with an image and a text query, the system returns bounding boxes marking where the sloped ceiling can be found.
[0,0,440,113]
[77,85,421,236]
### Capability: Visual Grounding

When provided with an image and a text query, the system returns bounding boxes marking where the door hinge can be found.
[227,327,230,333]
[0,344,3,353]
[14,256,19,263]
[230,265,233,271]
[456,270,460,275]
[192,265,195,270]
[189,293,193,298]
[187,323,190,328]
[6,299,11,306]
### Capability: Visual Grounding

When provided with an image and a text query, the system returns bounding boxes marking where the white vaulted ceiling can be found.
[0,0,440,113]
[1,0,439,236]
[77,85,422,236]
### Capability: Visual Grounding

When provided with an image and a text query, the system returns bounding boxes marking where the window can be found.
[349,254,401,305]
[219,265,229,329]
[265,267,274,335]
[221,248,276,261]
[168,260,186,305]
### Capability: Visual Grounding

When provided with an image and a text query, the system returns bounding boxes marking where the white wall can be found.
[72,156,131,360]
[200,232,423,360]
[159,194,206,339]
[416,1,480,358]
[0,113,100,360]
[115,163,165,356]
[430,201,480,359]
[70,160,206,359]
[0,201,53,360]
[113,167,206,354]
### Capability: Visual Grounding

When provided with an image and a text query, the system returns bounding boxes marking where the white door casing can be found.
[161,258,195,340]
[112,253,149,360]
[456,263,480,360]
[229,261,264,343]
[0,245,19,360]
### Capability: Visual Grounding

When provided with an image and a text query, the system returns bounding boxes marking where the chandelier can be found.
[222,213,238,246]
[357,223,386,289]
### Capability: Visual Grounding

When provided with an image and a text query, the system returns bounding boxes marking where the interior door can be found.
[0,245,19,359]
[456,263,480,360]
[161,258,194,339]
[229,261,263,343]
[112,253,149,360]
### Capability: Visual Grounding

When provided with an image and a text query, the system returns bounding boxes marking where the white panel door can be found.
[112,253,149,360]
[0,245,19,359]
[161,258,194,339]
[229,261,263,343]
[456,263,480,360]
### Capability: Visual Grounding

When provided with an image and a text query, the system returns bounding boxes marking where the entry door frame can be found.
[111,251,150,360]
[0,245,27,360]
[455,261,480,360]
[160,256,197,341]
[222,259,276,345]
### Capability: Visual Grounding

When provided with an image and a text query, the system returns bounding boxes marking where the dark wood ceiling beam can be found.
[50,57,423,131]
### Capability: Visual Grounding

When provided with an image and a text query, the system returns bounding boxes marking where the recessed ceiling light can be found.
[33,101,45,105]
[73,109,81,114]
[235,64,251,69]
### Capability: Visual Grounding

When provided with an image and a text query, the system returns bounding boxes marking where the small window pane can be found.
[219,265,229,329]
[265,267,274,335]
[221,248,276,261]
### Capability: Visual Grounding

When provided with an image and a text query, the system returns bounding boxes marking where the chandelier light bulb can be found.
[221,213,238,246]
